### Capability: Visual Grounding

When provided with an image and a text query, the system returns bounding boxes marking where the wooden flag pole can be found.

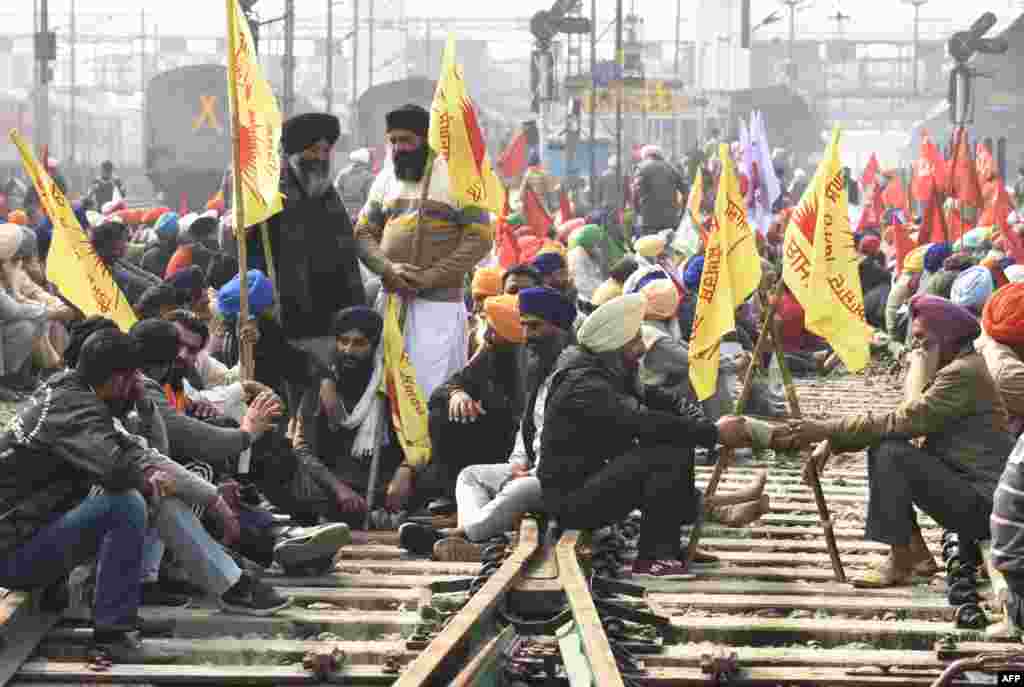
[226,0,253,382]
[764,305,846,584]
[684,278,784,569]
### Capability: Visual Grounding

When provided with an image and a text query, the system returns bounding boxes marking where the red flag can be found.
[179,192,189,216]
[912,130,947,202]
[888,223,915,274]
[946,205,966,244]
[522,186,553,239]
[559,189,573,223]
[977,143,996,183]
[881,175,909,213]
[858,187,884,232]
[919,196,948,246]
[497,131,529,179]
[948,127,982,210]
[861,153,880,189]
[1003,225,1024,265]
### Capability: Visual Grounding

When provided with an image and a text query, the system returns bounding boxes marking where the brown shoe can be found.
[433,537,483,563]
[710,494,770,527]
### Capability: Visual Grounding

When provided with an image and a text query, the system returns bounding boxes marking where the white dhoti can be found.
[375,292,467,401]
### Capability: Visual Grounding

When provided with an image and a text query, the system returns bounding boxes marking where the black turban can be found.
[282,112,341,156]
[331,306,384,344]
[386,104,430,138]
[130,318,180,366]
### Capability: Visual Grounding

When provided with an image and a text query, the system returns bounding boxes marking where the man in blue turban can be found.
[532,251,573,297]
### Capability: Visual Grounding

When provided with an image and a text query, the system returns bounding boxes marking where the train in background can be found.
[351,76,513,172]
[145,64,318,209]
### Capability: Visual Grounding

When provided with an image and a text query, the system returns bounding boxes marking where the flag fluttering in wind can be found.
[688,144,762,401]
[428,36,506,218]
[747,110,782,235]
[498,129,529,179]
[521,186,553,239]
[10,129,137,331]
[912,130,947,203]
[861,153,880,190]
[226,0,284,229]
[687,168,704,226]
[782,126,871,373]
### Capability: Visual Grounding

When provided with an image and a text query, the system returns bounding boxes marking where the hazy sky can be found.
[7,0,1021,41]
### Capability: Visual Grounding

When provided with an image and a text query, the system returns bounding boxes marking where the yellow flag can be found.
[687,168,703,225]
[781,126,871,372]
[688,145,762,401]
[226,0,284,228]
[428,36,506,217]
[381,294,431,468]
[10,130,136,331]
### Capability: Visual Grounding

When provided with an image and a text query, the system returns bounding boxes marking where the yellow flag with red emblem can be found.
[381,294,432,468]
[781,126,870,372]
[226,0,284,228]
[688,145,762,401]
[10,129,137,331]
[688,168,704,225]
[428,36,506,218]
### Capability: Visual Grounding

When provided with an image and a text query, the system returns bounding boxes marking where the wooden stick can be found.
[259,221,281,323]
[765,315,846,584]
[398,152,435,330]
[685,279,783,568]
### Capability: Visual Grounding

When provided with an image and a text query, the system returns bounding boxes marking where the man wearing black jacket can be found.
[539,293,751,579]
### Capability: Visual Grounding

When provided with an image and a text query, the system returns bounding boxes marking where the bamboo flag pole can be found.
[765,310,846,583]
[684,278,785,569]
[226,0,253,382]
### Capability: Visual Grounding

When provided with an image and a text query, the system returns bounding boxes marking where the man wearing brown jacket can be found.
[978,283,1024,438]
[354,104,493,509]
[776,295,1016,588]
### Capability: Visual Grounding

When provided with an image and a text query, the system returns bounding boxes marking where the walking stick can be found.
[765,310,846,583]
[684,279,784,569]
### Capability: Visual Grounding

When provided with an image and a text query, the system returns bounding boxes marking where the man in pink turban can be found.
[774,294,1015,588]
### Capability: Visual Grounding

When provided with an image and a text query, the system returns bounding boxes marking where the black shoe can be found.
[141,581,191,608]
[92,630,185,663]
[218,573,290,616]
[427,498,456,516]
[156,574,206,597]
[398,522,442,557]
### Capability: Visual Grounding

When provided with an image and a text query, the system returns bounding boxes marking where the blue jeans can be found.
[0,490,146,631]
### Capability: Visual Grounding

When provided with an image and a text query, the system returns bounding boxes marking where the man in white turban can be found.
[537,293,751,579]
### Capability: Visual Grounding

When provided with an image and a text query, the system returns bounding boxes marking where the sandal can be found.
[851,559,916,588]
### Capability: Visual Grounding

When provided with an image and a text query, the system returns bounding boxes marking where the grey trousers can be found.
[456,464,543,542]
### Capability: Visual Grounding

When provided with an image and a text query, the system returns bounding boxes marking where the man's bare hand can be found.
[240,391,283,441]
[241,380,272,403]
[190,399,219,420]
[146,470,176,499]
[449,391,485,423]
[334,482,368,514]
[385,466,414,513]
[715,415,752,449]
[238,319,260,348]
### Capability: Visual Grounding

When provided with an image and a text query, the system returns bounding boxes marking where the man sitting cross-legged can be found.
[291,306,407,526]
[774,294,1016,588]
[398,287,576,559]
[538,293,752,579]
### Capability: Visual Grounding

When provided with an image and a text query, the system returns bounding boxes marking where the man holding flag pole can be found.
[354,37,501,512]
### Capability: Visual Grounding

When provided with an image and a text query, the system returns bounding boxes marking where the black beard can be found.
[394,145,430,182]
[297,159,331,197]
[526,330,569,379]
[333,353,373,404]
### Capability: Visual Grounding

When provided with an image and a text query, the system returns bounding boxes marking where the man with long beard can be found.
[354,104,493,511]
[246,112,366,374]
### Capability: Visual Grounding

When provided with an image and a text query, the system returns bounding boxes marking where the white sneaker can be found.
[273,523,351,571]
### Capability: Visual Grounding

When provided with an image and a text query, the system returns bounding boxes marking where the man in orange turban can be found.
[978,282,1024,436]
[408,294,527,522]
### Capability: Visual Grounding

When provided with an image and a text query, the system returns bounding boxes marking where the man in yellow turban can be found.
[539,293,751,579]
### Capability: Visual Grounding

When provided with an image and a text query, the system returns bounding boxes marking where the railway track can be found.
[1,375,1023,685]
